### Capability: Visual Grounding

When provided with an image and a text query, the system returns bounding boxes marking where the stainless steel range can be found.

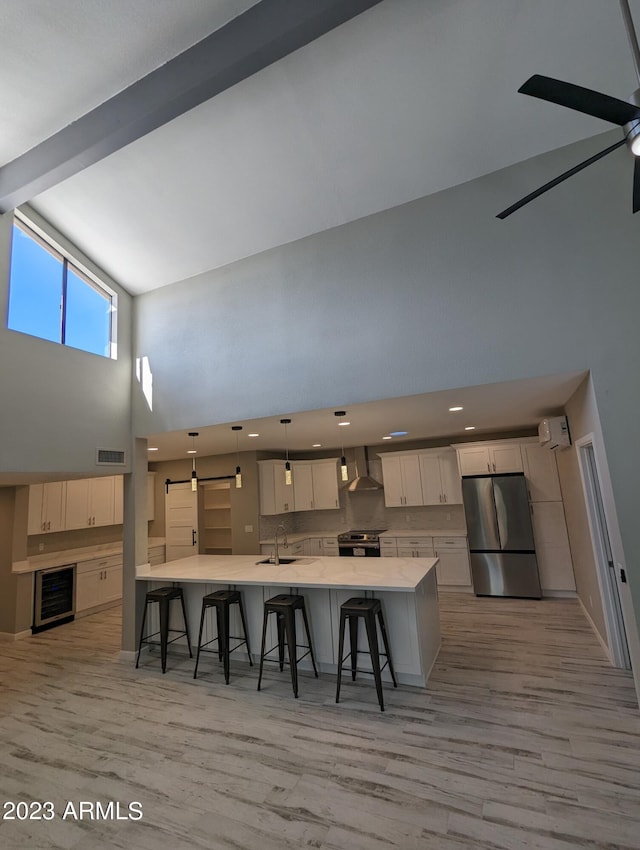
[337,529,387,557]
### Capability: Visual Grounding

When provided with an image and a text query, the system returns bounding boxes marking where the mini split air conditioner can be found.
[538,416,571,450]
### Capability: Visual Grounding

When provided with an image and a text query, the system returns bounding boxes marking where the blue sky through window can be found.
[7,222,113,358]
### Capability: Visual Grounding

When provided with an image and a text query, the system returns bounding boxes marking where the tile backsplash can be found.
[259,490,465,540]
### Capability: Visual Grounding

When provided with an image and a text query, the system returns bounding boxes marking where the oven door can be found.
[338,545,381,557]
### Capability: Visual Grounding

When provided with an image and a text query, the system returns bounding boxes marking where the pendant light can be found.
[188,431,199,491]
[232,425,243,488]
[334,411,349,482]
[280,418,292,485]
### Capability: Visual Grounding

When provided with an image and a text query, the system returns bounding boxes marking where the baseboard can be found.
[578,595,612,662]
[542,589,578,598]
[119,650,138,662]
[0,629,32,642]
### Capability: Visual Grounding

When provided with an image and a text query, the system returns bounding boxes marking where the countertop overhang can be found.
[137,554,438,592]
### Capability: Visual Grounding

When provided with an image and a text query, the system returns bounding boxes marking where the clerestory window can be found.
[7,213,116,359]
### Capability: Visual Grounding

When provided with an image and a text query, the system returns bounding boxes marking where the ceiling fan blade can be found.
[634,158,640,213]
[519,75,640,126]
[497,137,626,219]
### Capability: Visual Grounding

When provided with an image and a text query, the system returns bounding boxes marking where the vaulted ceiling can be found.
[3,0,638,297]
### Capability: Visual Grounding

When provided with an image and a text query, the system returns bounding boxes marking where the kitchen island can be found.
[136,555,441,687]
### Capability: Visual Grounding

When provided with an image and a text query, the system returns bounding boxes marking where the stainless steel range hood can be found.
[345,446,383,492]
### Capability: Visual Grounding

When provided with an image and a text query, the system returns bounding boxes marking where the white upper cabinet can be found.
[456,442,523,475]
[521,443,562,501]
[308,460,340,511]
[258,460,294,515]
[419,451,462,505]
[65,477,118,529]
[27,481,66,535]
[380,454,423,507]
[380,449,461,508]
[261,458,339,515]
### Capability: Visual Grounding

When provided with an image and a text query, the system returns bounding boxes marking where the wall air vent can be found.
[96,448,126,466]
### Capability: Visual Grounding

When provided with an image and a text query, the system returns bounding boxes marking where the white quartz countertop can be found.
[12,538,166,574]
[137,554,438,592]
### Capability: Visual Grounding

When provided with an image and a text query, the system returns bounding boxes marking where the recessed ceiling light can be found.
[449,406,463,412]
[248,433,259,438]
[312,443,322,447]
[147,447,159,451]
[464,426,476,431]
[338,421,350,426]
[382,436,392,440]
[389,430,408,437]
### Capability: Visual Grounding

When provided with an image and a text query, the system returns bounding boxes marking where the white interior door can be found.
[577,438,630,668]
[165,482,198,561]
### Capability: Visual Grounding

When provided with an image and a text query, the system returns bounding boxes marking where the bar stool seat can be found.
[136,585,192,673]
[336,596,397,711]
[193,589,252,684]
[257,594,318,698]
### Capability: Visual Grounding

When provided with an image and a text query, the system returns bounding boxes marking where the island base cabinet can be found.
[143,570,442,688]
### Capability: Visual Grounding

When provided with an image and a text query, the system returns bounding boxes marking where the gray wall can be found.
[134,132,640,642]
[0,207,133,479]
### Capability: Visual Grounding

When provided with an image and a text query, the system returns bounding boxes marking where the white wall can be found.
[134,132,640,652]
[0,208,133,479]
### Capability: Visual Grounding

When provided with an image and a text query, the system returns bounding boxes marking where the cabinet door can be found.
[434,549,471,586]
[419,455,443,505]
[28,484,45,535]
[42,481,65,532]
[311,461,339,510]
[65,479,92,529]
[521,444,562,501]
[491,444,523,473]
[258,463,277,516]
[293,463,314,512]
[76,569,101,612]
[400,455,423,506]
[101,565,123,604]
[457,447,491,476]
[439,453,462,504]
[380,456,404,507]
[90,477,116,527]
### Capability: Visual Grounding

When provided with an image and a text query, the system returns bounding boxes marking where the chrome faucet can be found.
[273,523,288,565]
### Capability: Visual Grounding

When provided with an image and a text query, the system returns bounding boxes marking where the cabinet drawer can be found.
[77,554,122,575]
[322,538,338,549]
[402,536,433,547]
[380,538,397,547]
[432,536,466,548]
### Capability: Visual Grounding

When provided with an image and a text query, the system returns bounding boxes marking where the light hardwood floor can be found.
[0,593,638,849]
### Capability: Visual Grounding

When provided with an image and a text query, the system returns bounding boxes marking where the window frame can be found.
[9,210,118,359]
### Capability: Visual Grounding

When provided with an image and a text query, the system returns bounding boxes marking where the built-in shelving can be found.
[201,482,232,555]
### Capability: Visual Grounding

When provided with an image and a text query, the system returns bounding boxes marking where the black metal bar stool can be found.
[136,585,192,673]
[336,597,397,711]
[193,589,252,684]
[257,594,318,698]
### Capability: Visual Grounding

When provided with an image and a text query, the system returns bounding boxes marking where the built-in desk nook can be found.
[136,554,441,687]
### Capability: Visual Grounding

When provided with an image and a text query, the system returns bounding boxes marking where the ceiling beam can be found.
[0,0,384,213]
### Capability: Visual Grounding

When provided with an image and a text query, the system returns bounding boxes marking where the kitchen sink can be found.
[255,557,298,565]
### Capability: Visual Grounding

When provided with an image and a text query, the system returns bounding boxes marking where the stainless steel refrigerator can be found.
[462,473,541,598]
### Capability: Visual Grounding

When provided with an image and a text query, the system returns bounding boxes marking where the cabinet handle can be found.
[487,463,491,472]
[88,517,92,526]
[492,462,496,472]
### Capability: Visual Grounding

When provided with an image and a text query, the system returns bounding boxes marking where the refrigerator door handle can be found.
[494,484,508,549]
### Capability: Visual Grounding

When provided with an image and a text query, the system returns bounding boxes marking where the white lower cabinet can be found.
[530,501,576,592]
[303,537,324,557]
[396,536,434,559]
[433,536,471,586]
[75,554,123,613]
